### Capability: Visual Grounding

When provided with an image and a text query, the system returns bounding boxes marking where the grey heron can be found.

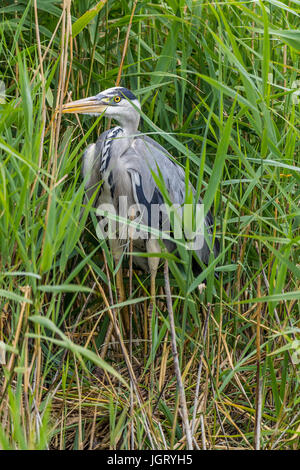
[62,87,219,333]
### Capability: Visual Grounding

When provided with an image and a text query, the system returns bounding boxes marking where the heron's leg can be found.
[146,240,161,356]
[111,239,129,333]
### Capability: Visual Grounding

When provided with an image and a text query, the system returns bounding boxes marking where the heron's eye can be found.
[114,96,121,103]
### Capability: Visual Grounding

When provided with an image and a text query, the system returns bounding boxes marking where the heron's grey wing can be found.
[125,135,218,263]
[142,135,220,260]
[131,135,186,204]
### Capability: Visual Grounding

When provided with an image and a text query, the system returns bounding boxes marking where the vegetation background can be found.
[0,0,299,450]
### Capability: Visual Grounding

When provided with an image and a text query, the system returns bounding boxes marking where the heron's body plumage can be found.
[63,86,218,274]
[82,125,218,271]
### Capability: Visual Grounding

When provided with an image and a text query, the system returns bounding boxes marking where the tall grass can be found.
[0,0,299,450]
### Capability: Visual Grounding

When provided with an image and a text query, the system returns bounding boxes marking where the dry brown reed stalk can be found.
[49,281,97,390]
[129,209,135,449]
[254,270,262,450]
[87,263,158,449]
[100,253,116,360]
[74,352,83,449]
[163,261,193,450]
[50,0,72,174]
[30,0,46,199]
[211,314,252,407]
[218,399,253,448]
[143,298,148,357]
[216,277,223,388]
[89,394,99,449]
[158,332,169,392]
[236,193,256,316]
[191,306,210,438]
[200,414,206,450]
[106,0,138,137]
[42,0,72,255]
[0,286,31,424]
[31,11,63,87]
[116,0,138,87]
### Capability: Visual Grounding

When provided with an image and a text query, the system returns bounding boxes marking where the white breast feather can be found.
[82,144,96,188]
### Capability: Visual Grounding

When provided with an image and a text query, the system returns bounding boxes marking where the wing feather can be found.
[82,129,219,264]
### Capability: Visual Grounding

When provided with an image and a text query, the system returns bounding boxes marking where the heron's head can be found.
[62,87,141,132]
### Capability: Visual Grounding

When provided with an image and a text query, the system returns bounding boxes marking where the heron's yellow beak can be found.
[62,96,107,114]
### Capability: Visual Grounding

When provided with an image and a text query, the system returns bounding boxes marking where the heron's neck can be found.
[117,113,140,136]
